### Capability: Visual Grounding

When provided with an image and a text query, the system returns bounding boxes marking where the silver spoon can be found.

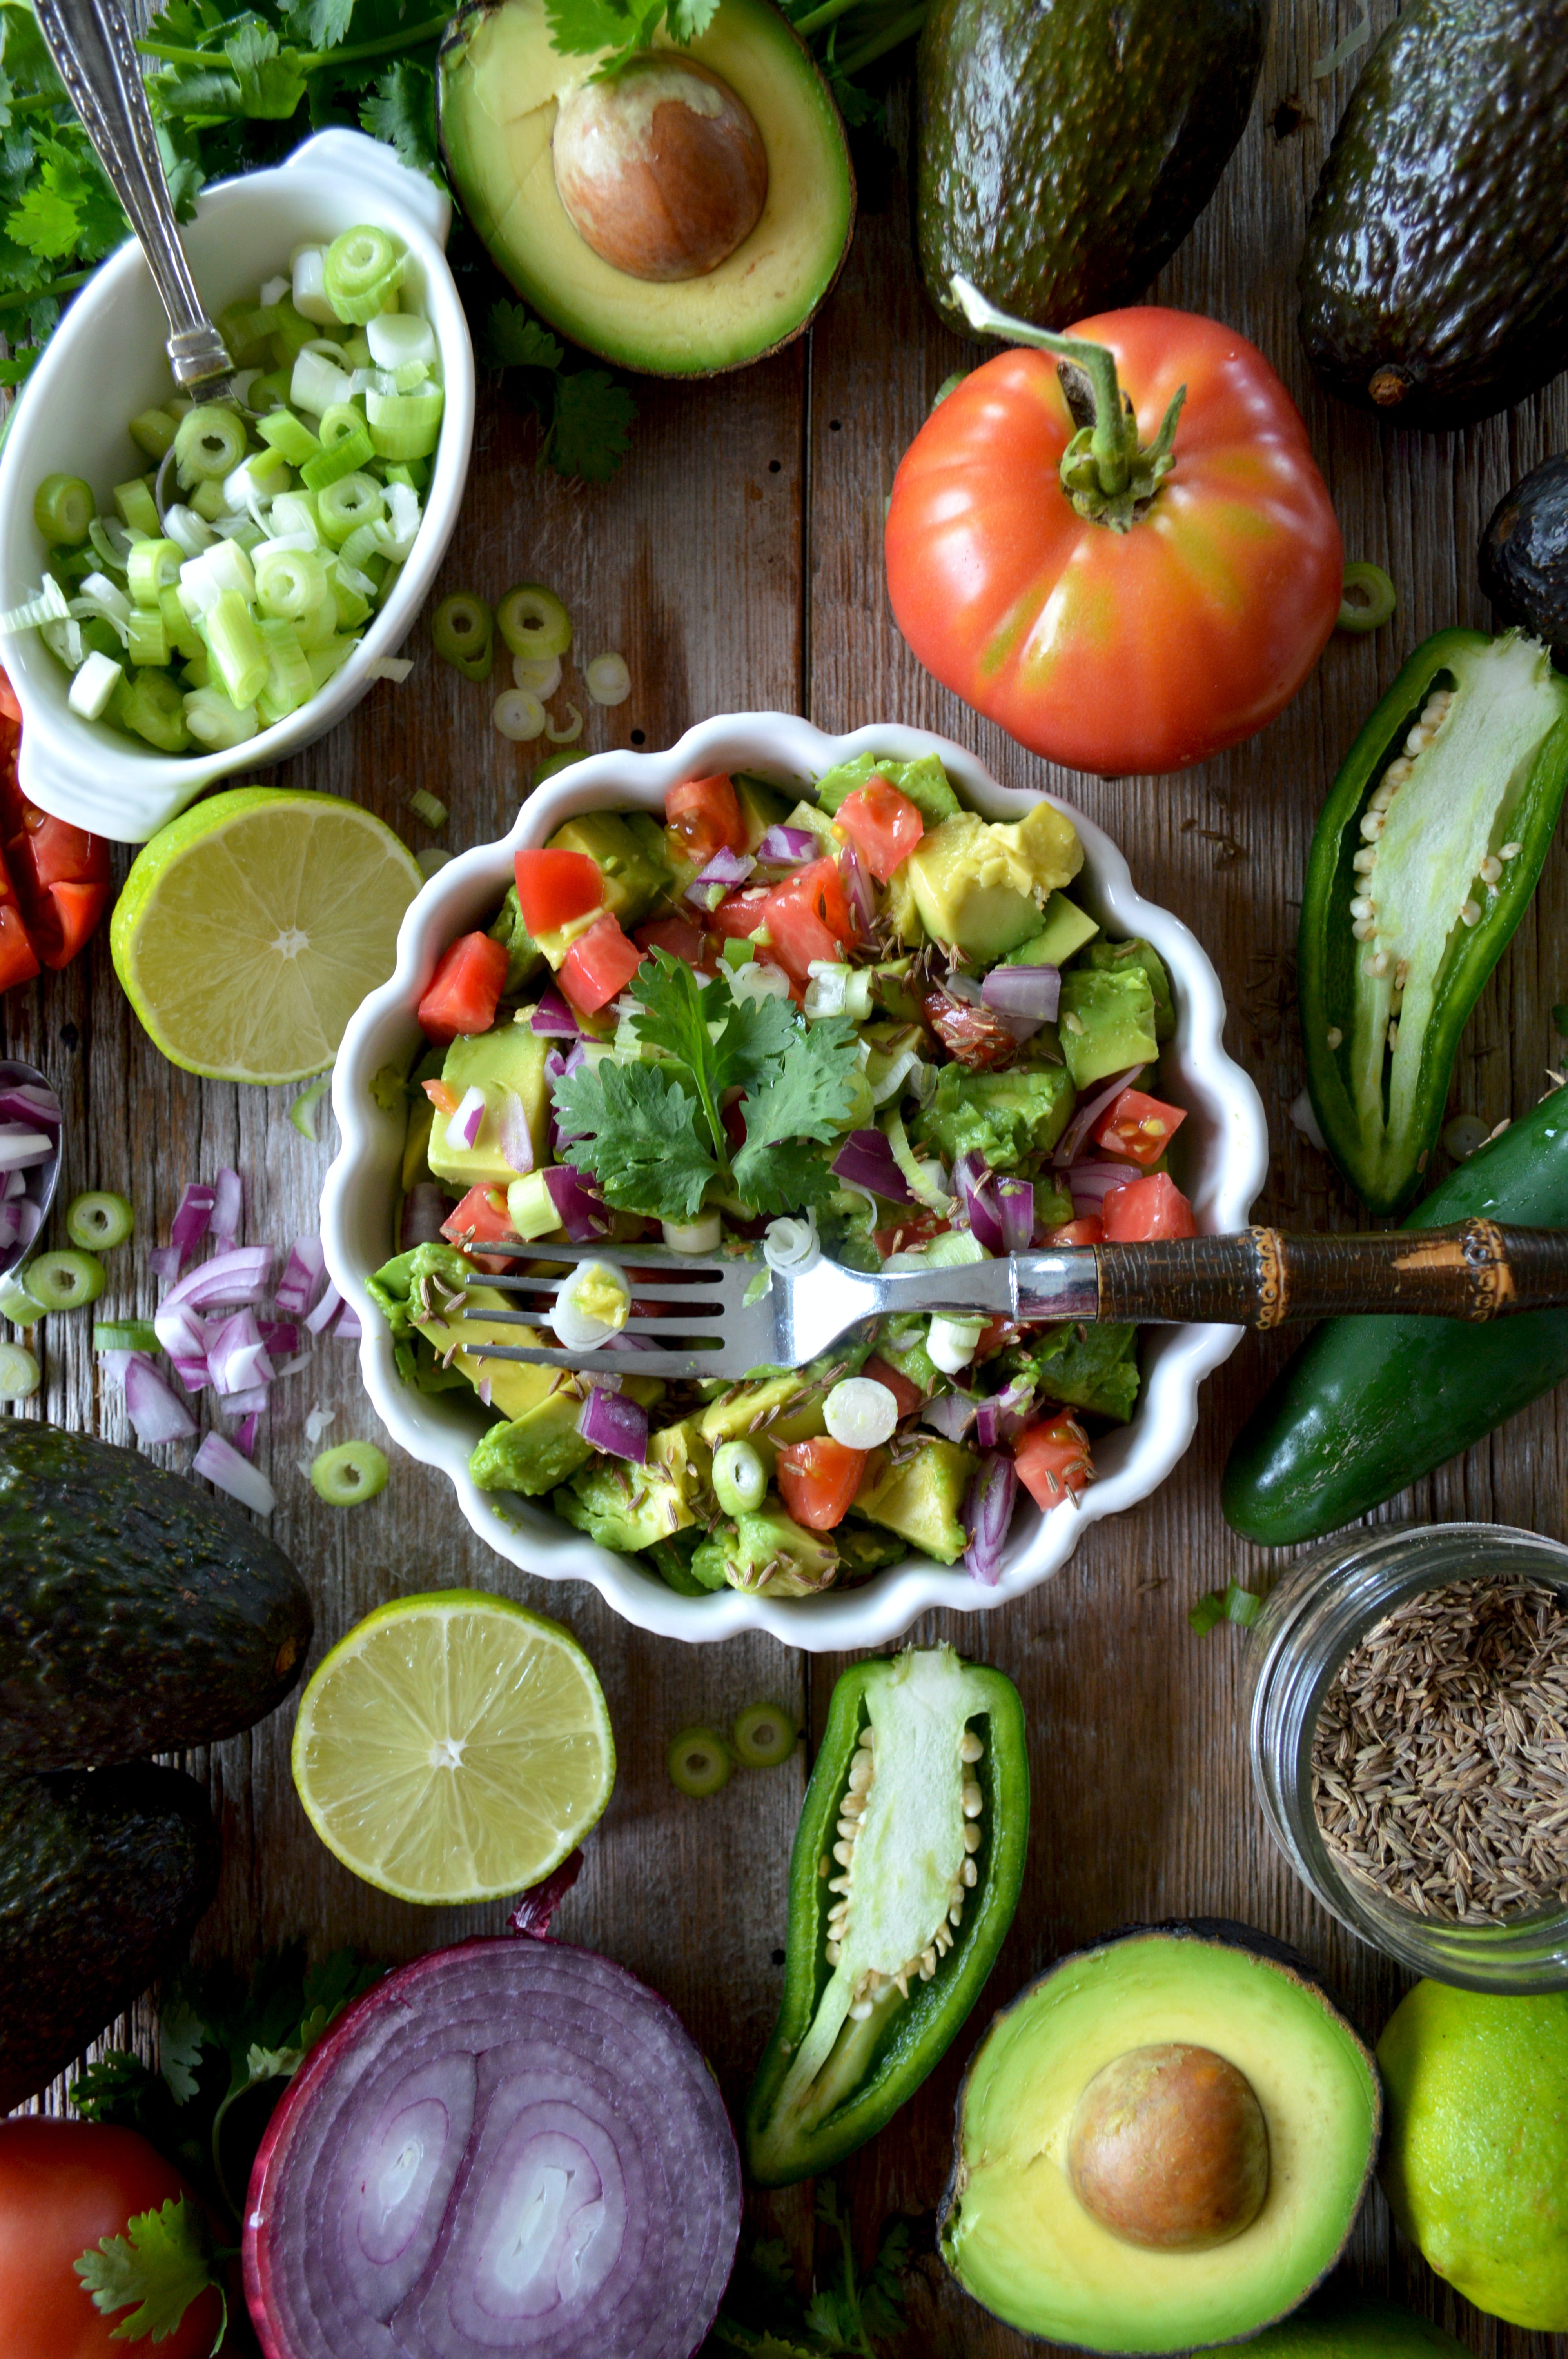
[34,0,234,402]
[0,1060,62,1287]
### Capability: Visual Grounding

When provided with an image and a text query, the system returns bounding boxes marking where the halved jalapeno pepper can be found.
[744,1644,1027,2186]
[1299,628,1568,1216]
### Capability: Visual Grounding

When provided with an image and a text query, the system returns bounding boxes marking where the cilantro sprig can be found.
[703,2183,916,2357]
[552,949,860,1223]
[540,0,922,125]
[480,297,637,484]
[74,2197,227,2355]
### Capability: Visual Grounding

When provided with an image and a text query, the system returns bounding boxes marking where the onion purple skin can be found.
[243,1934,742,2359]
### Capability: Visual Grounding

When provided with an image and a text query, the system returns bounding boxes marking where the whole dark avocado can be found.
[1299,0,1568,428]
[915,0,1265,336]
[0,1762,218,2110]
[1481,454,1568,660]
[0,1421,312,1769]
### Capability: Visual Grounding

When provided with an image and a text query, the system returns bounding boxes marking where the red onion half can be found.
[244,1935,741,2359]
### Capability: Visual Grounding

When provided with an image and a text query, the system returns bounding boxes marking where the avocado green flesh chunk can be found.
[557,1457,694,1551]
[427,1023,552,1190]
[855,1438,976,1564]
[548,811,671,929]
[940,1928,1380,2352]
[437,0,855,376]
[0,1762,219,2111]
[1007,889,1098,970]
[471,1388,592,1495]
[904,805,1082,962]
[489,883,544,992]
[1242,2288,1468,2355]
[1086,935,1174,1041]
[814,750,960,824]
[918,1060,1076,1170]
[696,1504,838,1595]
[1059,965,1159,1089]
[1029,1321,1141,1423]
[0,1422,312,1771]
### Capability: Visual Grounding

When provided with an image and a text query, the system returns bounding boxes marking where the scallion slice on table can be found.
[585,650,631,705]
[731,1702,798,1770]
[1338,560,1397,632]
[65,1190,134,1250]
[431,591,493,680]
[25,1249,104,1309]
[290,1078,330,1140]
[493,686,546,741]
[667,1726,732,1798]
[407,787,447,830]
[310,1439,388,1505]
[0,1343,38,1398]
[496,583,572,659]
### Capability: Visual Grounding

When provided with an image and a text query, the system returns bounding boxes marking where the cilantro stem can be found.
[832,4,925,73]
[137,14,454,73]
[789,0,862,33]
[0,267,93,316]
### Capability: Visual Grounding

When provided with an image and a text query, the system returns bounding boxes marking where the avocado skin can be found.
[1481,455,1568,661]
[1299,0,1568,429]
[0,1763,218,2109]
[915,0,1265,336]
[1243,2285,1468,2355]
[0,1422,312,1770]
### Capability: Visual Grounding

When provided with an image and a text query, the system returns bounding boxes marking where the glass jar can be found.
[1248,1520,1568,1992]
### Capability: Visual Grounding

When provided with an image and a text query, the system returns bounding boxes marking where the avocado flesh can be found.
[917,1060,1076,1170]
[1009,891,1099,970]
[940,1928,1379,2352]
[548,812,671,927]
[437,0,855,377]
[855,1438,976,1563]
[915,0,1264,335]
[1298,0,1568,428]
[905,807,1083,962]
[427,1023,552,1190]
[1059,966,1160,1090]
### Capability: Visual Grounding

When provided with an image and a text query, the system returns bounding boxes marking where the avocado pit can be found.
[1067,2041,1270,2252]
[552,55,768,283]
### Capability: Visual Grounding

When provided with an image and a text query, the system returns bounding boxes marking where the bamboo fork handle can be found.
[1088,1221,1568,1328]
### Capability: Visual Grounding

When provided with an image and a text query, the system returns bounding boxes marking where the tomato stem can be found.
[949,274,1187,533]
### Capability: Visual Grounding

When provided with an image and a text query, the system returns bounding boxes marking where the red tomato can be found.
[664,775,746,868]
[1090,1087,1188,1170]
[440,1182,515,1272]
[1102,1172,1198,1240]
[776,1435,866,1530]
[513,847,604,937]
[759,858,854,983]
[1014,1415,1094,1510]
[873,1210,950,1258]
[417,931,509,1043]
[860,1353,926,1418]
[709,885,775,945]
[0,2118,223,2359]
[834,776,923,882]
[559,914,643,1014]
[0,897,38,992]
[0,669,20,727]
[1044,1216,1104,1247]
[633,915,707,967]
[885,309,1343,776]
[31,877,109,967]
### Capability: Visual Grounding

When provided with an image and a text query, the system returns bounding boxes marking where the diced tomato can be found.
[0,670,20,727]
[422,1077,461,1118]
[1044,1216,1104,1247]
[776,1434,867,1531]
[0,901,38,992]
[1090,1087,1188,1170]
[440,1183,515,1274]
[873,1210,950,1259]
[861,1353,925,1418]
[634,915,707,967]
[709,886,774,944]
[665,774,746,868]
[0,698,111,982]
[31,877,109,968]
[760,858,854,982]
[418,931,509,1043]
[1014,1414,1093,1510]
[514,847,604,938]
[19,806,98,893]
[559,914,643,1014]
[1102,1172,1198,1241]
[834,775,924,882]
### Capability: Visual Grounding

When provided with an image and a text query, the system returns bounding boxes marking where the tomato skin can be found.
[758,858,854,983]
[665,775,746,869]
[860,1353,926,1418]
[417,931,509,1043]
[1014,1415,1094,1510]
[513,848,604,937]
[1102,1171,1198,1240]
[1090,1087,1188,1170]
[0,2118,223,2359]
[1044,1216,1104,1247]
[559,914,643,1014]
[0,897,39,991]
[633,915,708,967]
[440,1182,515,1272]
[885,309,1343,776]
[0,685,110,978]
[776,1435,866,1530]
[834,777,924,882]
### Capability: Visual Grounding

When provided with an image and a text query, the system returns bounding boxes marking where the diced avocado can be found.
[548,811,672,929]
[401,1094,435,1191]
[837,1521,908,1576]
[917,1060,1076,1170]
[471,1387,592,1494]
[785,798,840,852]
[875,1318,941,1397]
[855,1438,977,1564]
[700,1504,839,1596]
[557,1456,694,1551]
[1029,1321,1142,1423]
[366,1241,473,1338]
[649,1418,715,1511]
[1085,935,1175,1041]
[814,750,961,824]
[1034,1175,1076,1230]
[698,1371,829,1450]
[488,882,544,990]
[414,1293,557,1423]
[869,960,923,1023]
[1058,967,1159,1090]
[648,1531,715,1595]
[1006,890,1099,970]
[884,865,926,944]
[734,773,794,847]
[905,804,1083,961]
[428,1025,552,1189]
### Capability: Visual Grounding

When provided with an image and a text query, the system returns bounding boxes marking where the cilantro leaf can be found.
[69,2051,163,2126]
[732,1017,859,1214]
[359,59,437,176]
[223,22,308,117]
[546,367,636,483]
[483,297,564,374]
[542,0,649,56]
[666,0,719,35]
[158,1993,208,2105]
[74,2197,221,2346]
[556,1058,717,1219]
[4,179,76,261]
[286,0,354,46]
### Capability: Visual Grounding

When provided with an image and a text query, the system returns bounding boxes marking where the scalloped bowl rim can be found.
[322,714,1269,1651]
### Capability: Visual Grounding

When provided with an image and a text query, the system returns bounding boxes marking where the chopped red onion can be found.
[953,1152,1005,1254]
[334,1302,363,1342]
[275,1237,327,1318]
[0,1203,18,1251]
[271,1351,312,1379]
[476,1376,491,1407]
[495,1087,534,1176]
[123,1354,197,1445]
[0,1081,60,1127]
[530,985,584,1038]
[922,1389,978,1442]
[148,1243,183,1283]
[1053,1067,1143,1167]
[172,1354,211,1394]
[942,968,984,1006]
[996,1177,1034,1254]
[99,1348,135,1383]
[400,1182,450,1250]
[193,1430,275,1514]
[212,1167,243,1252]
[158,1243,276,1318]
[234,1412,260,1459]
[974,1399,1000,1450]
[260,1321,300,1358]
[838,839,876,942]
[981,964,1061,1023]
[1065,1159,1142,1207]
[169,1180,218,1265]
[685,846,755,909]
[223,1383,271,1419]
[0,1125,53,1173]
[155,1297,209,1359]
[508,1846,582,1936]
[544,1164,610,1241]
[305,1280,344,1337]
[1,1169,24,1201]
[756,825,817,865]
[577,1384,649,1461]
[242,1935,741,2359]
[13,1199,40,1248]
[831,1129,913,1204]
[450,1085,486,1150]
[964,1450,1018,1585]
[207,1308,274,1397]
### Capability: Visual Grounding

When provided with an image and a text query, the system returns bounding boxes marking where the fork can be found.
[453,1219,1568,1381]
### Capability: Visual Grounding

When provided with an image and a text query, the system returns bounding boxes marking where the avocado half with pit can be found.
[436,0,855,376]
[938,1922,1381,2354]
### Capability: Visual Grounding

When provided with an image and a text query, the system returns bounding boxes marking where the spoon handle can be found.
[33,0,232,394]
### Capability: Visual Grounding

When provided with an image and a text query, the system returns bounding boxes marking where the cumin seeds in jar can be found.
[1310,1574,1568,1923]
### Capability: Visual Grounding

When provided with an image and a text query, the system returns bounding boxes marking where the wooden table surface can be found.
[15,4,1568,2353]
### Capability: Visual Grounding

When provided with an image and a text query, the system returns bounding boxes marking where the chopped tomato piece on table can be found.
[860,1353,925,1418]
[1044,1216,1104,1247]
[665,774,746,868]
[560,914,643,1014]
[417,931,509,1043]
[758,858,854,982]
[1014,1414,1094,1509]
[0,879,38,992]
[513,847,604,937]
[833,775,924,881]
[776,1434,866,1530]
[1101,1171,1198,1240]
[1090,1087,1188,1169]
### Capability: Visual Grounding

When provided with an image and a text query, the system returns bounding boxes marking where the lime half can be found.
[291,1590,615,1905]
[110,787,421,1084]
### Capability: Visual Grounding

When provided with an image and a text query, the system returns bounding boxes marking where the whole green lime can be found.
[1378,1980,1568,2330]
[1242,2286,1466,2353]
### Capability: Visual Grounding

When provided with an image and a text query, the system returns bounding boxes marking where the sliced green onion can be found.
[67,650,123,720]
[496,584,572,660]
[720,936,755,970]
[416,846,452,876]
[289,251,335,328]
[256,408,321,467]
[116,667,189,751]
[493,687,546,742]
[159,584,203,660]
[536,748,588,781]
[129,408,177,462]
[584,651,630,707]
[306,637,358,691]
[1338,560,1397,632]
[174,403,248,487]
[290,346,356,418]
[730,1701,798,1770]
[432,591,493,680]
[0,1343,38,1399]
[94,1318,158,1352]
[302,429,376,495]
[318,400,367,450]
[290,1077,331,1139]
[408,787,447,829]
[0,574,70,633]
[885,1109,953,1214]
[190,477,230,524]
[1189,1579,1265,1634]
[33,474,95,545]
[256,617,314,724]
[113,477,160,538]
[512,651,560,696]
[322,224,405,324]
[666,1726,731,1799]
[712,1438,766,1517]
[128,537,183,607]
[330,575,371,632]
[26,1249,105,1310]
[366,382,443,462]
[0,1277,43,1325]
[125,607,169,668]
[546,703,583,744]
[184,686,259,748]
[367,311,437,373]
[255,544,328,623]
[311,1439,389,1505]
[203,589,269,709]
[315,471,384,546]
